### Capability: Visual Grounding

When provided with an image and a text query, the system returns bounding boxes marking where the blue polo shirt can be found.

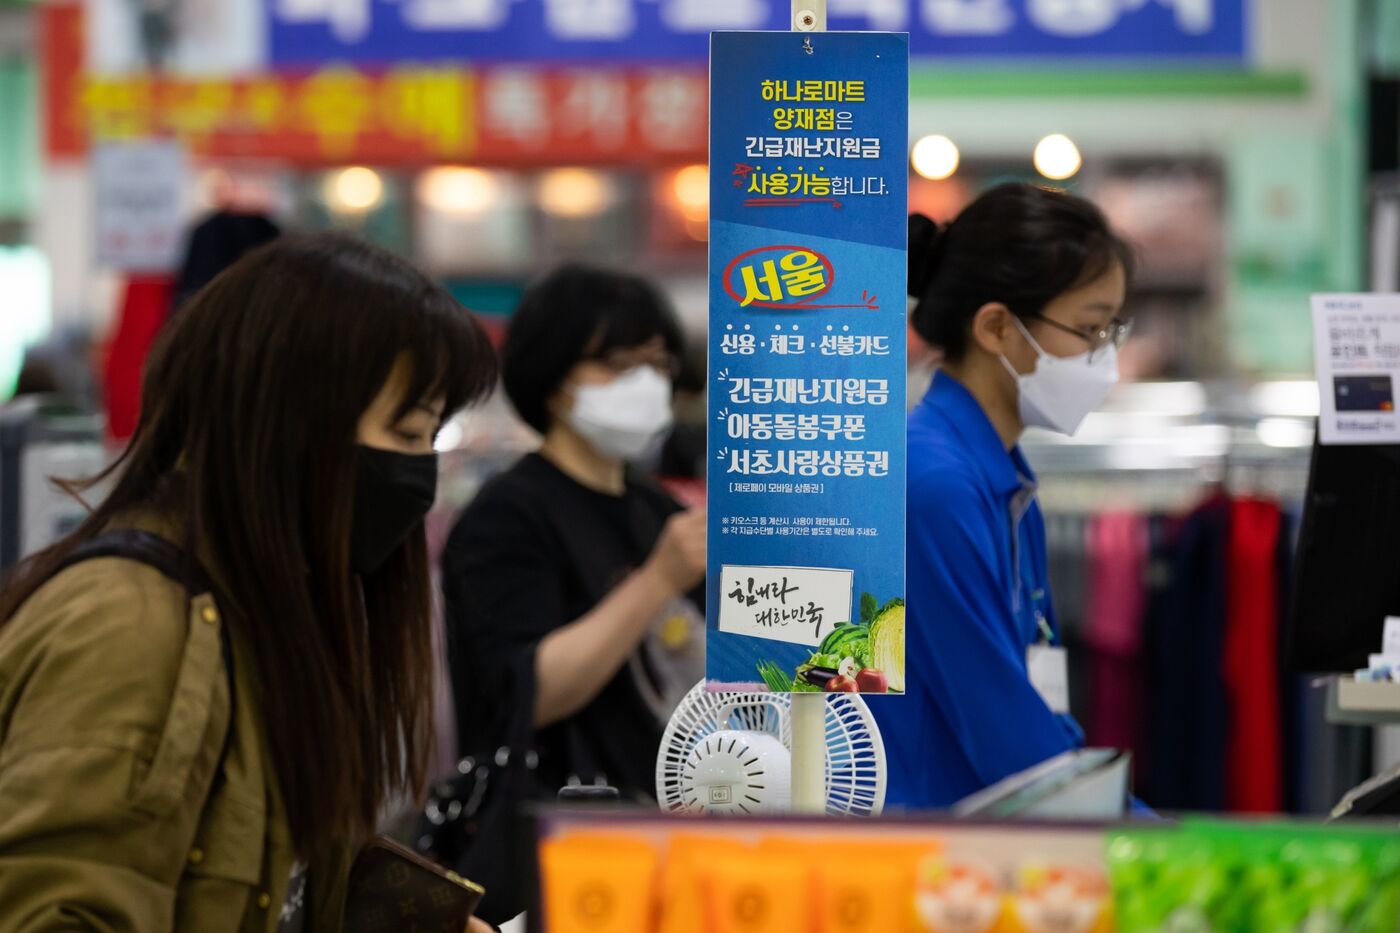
[869,372,1084,809]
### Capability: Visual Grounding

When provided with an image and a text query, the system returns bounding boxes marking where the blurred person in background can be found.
[872,183,1135,809]
[0,235,496,932]
[104,211,281,443]
[443,265,707,809]
[12,356,60,398]
[10,325,100,409]
[656,344,708,483]
[171,210,282,315]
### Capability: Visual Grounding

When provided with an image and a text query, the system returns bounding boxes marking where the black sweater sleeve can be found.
[442,478,567,757]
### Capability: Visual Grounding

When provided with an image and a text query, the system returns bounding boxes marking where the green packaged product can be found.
[1106,820,1400,933]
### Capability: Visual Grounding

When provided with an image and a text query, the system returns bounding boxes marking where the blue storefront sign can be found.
[705,31,907,696]
[267,0,1246,67]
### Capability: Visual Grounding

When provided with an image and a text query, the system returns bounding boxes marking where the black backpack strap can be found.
[57,529,207,590]
[55,529,237,789]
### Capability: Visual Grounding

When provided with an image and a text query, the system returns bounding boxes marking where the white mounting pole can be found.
[788,0,829,817]
[790,692,827,814]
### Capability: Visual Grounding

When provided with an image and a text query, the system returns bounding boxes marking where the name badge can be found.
[1027,644,1070,715]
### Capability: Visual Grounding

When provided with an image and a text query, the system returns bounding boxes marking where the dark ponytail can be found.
[908,183,1133,362]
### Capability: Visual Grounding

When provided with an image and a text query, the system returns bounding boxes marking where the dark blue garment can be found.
[868,373,1083,809]
[1143,496,1230,812]
[1133,513,1178,805]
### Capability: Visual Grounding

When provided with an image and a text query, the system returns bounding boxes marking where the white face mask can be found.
[566,365,674,461]
[1000,317,1118,436]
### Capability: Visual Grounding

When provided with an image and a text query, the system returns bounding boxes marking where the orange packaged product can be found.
[540,831,661,933]
[811,844,930,933]
[757,833,935,933]
[699,845,813,933]
[657,834,756,933]
[758,833,937,862]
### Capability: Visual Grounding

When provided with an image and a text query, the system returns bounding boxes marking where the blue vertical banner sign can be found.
[706,31,908,696]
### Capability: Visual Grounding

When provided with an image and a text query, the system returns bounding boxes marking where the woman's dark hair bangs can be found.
[391,289,499,422]
[585,285,684,362]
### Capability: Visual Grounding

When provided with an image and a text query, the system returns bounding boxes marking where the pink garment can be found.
[1083,512,1150,763]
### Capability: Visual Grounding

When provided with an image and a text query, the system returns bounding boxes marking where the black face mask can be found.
[349,445,438,575]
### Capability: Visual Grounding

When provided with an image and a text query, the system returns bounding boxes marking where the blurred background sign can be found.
[46,60,707,166]
[93,141,188,272]
[265,0,1247,67]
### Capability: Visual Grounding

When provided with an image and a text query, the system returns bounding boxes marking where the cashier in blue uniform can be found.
[870,183,1133,808]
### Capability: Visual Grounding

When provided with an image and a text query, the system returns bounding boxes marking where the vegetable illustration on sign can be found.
[755,592,905,694]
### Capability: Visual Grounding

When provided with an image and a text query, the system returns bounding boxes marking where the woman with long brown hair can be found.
[0,234,496,931]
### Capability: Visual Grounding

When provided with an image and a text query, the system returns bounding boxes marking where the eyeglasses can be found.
[1030,314,1134,362]
[595,349,680,378]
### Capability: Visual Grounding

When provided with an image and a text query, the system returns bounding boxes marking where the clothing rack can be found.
[1029,403,1368,816]
[1020,398,1314,513]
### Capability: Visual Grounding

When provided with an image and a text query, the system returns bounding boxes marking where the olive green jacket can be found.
[0,547,351,931]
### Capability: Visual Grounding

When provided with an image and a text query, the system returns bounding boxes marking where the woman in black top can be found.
[443,265,706,800]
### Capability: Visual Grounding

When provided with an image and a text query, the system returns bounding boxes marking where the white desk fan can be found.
[656,681,887,816]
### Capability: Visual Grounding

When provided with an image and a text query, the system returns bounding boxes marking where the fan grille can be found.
[657,682,886,816]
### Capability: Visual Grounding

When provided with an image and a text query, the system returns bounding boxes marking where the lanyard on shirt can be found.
[1031,587,1054,646]
[1027,587,1069,713]
[1008,482,1036,613]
